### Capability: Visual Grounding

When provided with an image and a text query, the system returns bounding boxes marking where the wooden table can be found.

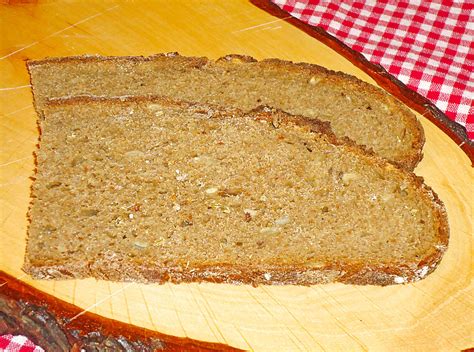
[1,1,472,350]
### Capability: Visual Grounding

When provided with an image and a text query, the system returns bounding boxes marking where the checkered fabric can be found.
[0,335,44,352]
[272,0,473,139]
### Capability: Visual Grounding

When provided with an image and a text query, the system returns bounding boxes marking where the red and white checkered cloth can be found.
[0,335,44,352]
[271,0,473,140]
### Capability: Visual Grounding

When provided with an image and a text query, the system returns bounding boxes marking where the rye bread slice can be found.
[23,96,447,286]
[27,53,424,170]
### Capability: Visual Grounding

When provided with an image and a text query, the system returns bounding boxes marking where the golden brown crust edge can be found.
[22,95,448,286]
[26,52,424,170]
[20,261,439,287]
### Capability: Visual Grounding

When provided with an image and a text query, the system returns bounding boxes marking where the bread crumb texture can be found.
[24,98,447,286]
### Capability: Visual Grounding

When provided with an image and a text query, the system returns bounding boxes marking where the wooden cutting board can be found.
[1,1,472,350]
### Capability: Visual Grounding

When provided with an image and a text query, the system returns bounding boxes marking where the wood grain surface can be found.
[0,1,472,351]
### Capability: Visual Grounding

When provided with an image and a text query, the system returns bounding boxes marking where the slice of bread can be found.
[23,96,447,286]
[27,53,424,170]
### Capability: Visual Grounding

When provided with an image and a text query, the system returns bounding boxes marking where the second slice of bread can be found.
[23,96,447,286]
[27,53,424,170]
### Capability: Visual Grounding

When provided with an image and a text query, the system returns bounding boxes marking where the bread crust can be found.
[23,95,448,286]
[27,52,424,170]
